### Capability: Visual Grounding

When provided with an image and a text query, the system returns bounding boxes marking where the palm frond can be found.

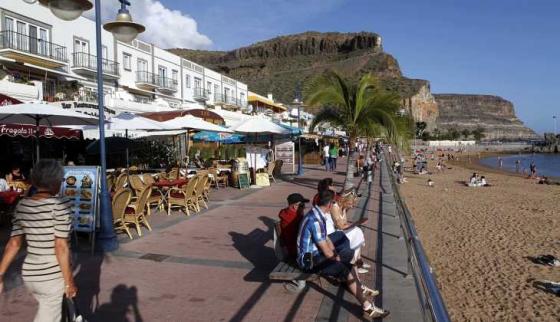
[308,107,345,133]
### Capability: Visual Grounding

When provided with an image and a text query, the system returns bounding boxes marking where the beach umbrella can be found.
[192,131,243,144]
[0,101,98,161]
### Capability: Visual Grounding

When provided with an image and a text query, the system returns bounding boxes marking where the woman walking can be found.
[0,160,76,322]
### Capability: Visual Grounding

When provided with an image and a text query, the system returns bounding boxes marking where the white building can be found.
[0,1,248,118]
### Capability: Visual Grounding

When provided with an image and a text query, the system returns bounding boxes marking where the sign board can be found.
[238,173,250,189]
[275,141,295,174]
[61,166,100,233]
[59,101,116,119]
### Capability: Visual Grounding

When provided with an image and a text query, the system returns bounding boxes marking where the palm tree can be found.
[305,71,402,190]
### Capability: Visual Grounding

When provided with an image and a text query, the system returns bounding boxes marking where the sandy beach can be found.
[398,159,560,321]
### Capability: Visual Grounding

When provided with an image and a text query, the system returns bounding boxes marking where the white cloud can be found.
[87,0,212,49]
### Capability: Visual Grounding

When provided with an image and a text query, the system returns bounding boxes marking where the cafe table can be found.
[151,178,189,209]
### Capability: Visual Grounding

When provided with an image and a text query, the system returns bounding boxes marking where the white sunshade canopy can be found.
[78,112,174,140]
[161,114,232,133]
[0,101,99,126]
[230,116,290,134]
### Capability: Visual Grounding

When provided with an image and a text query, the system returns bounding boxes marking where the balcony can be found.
[72,52,119,79]
[156,76,177,92]
[135,71,160,90]
[214,93,225,104]
[193,87,208,101]
[0,30,67,69]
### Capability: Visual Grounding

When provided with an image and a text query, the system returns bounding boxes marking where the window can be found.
[214,84,219,95]
[137,58,148,72]
[123,53,132,71]
[207,81,212,94]
[172,70,178,84]
[194,77,202,89]
[185,74,191,88]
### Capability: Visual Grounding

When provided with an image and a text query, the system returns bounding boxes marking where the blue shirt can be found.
[296,206,328,268]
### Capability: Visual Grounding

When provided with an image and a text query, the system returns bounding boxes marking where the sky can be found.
[98,0,559,133]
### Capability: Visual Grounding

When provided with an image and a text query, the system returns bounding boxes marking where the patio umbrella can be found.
[79,112,172,167]
[230,116,290,182]
[192,131,243,144]
[160,115,232,160]
[0,101,99,161]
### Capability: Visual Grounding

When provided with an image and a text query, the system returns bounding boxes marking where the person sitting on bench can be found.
[278,193,309,260]
[297,190,389,318]
[313,178,369,273]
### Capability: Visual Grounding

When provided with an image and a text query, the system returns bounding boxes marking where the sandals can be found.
[361,285,379,297]
[363,302,390,319]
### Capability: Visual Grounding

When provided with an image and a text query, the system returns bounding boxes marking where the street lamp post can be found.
[553,115,557,136]
[294,83,304,176]
[35,0,144,252]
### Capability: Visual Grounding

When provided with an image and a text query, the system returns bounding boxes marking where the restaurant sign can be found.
[0,124,81,139]
[60,101,115,119]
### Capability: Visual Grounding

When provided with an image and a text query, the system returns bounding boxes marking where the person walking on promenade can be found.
[323,144,331,171]
[330,145,339,171]
[297,190,389,318]
[0,160,76,322]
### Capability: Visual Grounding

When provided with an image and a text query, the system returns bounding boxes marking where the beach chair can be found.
[167,176,199,216]
[112,189,133,239]
[122,187,152,237]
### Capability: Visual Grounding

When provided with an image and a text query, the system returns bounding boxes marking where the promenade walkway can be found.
[0,159,423,321]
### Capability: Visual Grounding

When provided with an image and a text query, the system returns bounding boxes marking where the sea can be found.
[480,153,560,178]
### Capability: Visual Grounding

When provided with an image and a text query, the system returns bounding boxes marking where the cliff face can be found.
[170,31,537,140]
[434,94,539,140]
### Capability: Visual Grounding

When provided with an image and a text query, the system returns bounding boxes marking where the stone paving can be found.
[0,159,422,322]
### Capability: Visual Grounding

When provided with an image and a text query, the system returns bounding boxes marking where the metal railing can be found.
[72,52,119,76]
[0,30,67,62]
[135,71,159,86]
[193,87,208,100]
[214,93,225,103]
[383,151,451,322]
[157,76,177,91]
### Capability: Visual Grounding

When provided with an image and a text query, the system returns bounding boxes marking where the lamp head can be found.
[38,0,92,21]
[103,0,145,43]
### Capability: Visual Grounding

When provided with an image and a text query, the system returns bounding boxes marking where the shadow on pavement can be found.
[89,284,143,322]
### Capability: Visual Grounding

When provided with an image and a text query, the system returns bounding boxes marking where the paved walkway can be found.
[0,159,423,321]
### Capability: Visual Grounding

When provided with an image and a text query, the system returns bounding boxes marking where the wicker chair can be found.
[267,162,276,183]
[123,187,152,237]
[194,175,209,211]
[114,173,128,191]
[112,189,133,239]
[167,176,199,216]
[129,175,146,196]
[209,168,228,188]
[143,174,164,216]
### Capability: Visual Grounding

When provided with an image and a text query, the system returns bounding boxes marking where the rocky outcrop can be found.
[434,94,539,140]
[170,31,537,140]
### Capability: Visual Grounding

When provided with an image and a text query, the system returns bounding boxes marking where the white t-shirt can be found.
[323,146,330,158]
[0,178,8,192]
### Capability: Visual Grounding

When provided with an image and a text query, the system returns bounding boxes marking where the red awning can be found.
[0,124,82,139]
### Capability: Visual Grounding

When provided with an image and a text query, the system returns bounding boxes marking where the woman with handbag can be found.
[0,159,77,322]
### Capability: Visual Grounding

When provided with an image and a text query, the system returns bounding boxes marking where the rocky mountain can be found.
[169,31,537,140]
[434,94,539,140]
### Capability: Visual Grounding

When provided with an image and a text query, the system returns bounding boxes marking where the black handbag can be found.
[61,295,86,322]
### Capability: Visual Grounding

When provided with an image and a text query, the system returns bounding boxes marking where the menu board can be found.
[238,173,250,189]
[61,166,100,233]
[275,141,295,174]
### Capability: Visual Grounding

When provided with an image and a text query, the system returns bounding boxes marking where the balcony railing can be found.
[157,76,177,91]
[72,52,119,76]
[136,71,159,87]
[214,93,225,103]
[193,87,208,100]
[0,30,67,62]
